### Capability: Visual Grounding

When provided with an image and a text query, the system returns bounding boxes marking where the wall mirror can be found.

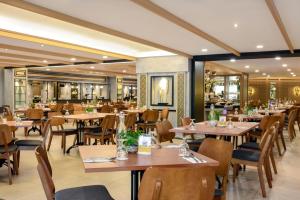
[150,76,174,106]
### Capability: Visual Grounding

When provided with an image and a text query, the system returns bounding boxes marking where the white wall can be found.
[136,55,191,126]
[0,69,4,106]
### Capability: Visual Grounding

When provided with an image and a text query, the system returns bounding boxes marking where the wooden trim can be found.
[0,58,46,66]
[0,52,72,64]
[0,0,191,58]
[0,29,135,61]
[265,0,294,53]
[131,0,240,56]
[0,44,102,63]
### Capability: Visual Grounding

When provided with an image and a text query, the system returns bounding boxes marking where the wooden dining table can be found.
[54,113,116,153]
[79,145,219,200]
[257,109,286,115]
[170,121,259,137]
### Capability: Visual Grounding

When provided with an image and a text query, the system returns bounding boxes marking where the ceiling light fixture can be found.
[70,57,77,61]
[40,44,45,47]
[255,69,260,73]
[291,72,294,75]
[234,23,238,28]
[267,75,270,78]
[102,55,108,59]
[230,58,236,62]
[275,56,281,60]
[46,68,50,71]
[201,48,208,52]
[122,70,127,73]
[262,73,267,76]
[282,64,287,67]
[90,66,95,69]
[244,65,250,69]
[256,45,264,49]
[293,74,296,77]
[287,68,291,72]
[43,60,48,63]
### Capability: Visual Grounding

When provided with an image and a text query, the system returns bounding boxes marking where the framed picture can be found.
[150,76,174,106]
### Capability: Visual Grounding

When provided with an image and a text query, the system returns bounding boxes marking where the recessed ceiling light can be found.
[122,70,127,73]
[267,75,270,78]
[262,73,267,76]
[282,64,287,67]
[43,60,48,63]
[230,58,236,62]
[291,72,294,75]
[40,44,44,47]
[102,55,108,59]
[234,23,238,28]
[244,65,250,69]
[70,57,77,61]
[287,68,291,72]
[275,56,281,60]
[293,74,296,77]
[90,66,95,69]
[201,48,208,52]
[256,45,264,49]
[46,68,50,71]
[255,69,260,73]
[4,48,8,51]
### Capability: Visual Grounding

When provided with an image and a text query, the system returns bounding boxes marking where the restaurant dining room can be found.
[1,0,300,200]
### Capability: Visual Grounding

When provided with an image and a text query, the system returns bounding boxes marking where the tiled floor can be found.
[1,125,300,200]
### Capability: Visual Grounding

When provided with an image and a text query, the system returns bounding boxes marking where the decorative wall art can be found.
[150,76,174,106]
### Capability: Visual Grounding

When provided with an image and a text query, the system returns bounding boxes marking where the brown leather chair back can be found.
[259,115,272,131]
[160,108,169,121]
[101,115,116,131]
[0,124,13,146]
[101,105,112,113]
[26,108,44,120]
[143,109,159,123]
[49,117,65,127]
[156,120,175,143]
[181,117,192,126]
[139,167,215,200]
[125,113,137,130]
[73,104,84,111]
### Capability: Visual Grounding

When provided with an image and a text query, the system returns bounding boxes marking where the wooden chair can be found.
[275,113,287,153]
[160,107,169,121]
[232,127,275,197]
[249,115,272,140]
[100,105,112,113]
[155,120,175,143]
[5,114,17,138]
[35,146,114,200]
[198,138,233,200]
[73,104,84,111]
[125,112,137,130]
[138,109,159,132]
[287,109,297,141]
[25,108,44,135]
[47,117,78,154]
[0,124,18,184]
[139,166,216,200]
[84,115,116,145]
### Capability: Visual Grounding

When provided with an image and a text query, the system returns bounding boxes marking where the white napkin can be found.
[83,157,115,163]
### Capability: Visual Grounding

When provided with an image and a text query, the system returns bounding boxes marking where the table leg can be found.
[66,120,84,153]
[131,170,139,200]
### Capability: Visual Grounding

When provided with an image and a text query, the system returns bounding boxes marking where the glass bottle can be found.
[116,112,128,160]
[179,137,190,157]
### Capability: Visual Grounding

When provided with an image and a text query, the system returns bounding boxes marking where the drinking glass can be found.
[116,139,128,160]
[178,137,190,157]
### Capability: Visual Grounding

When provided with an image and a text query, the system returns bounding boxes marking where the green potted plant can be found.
[120,130,143,153]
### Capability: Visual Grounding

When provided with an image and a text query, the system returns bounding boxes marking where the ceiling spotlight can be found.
[43,60,48,63]
[275,56,281,60]
[102,55,108,59]
[201,48,208,52]
[282,64,287,67]
[4,48,8,51]
[234,23,238,28]
[293,74,296,77]
[244,65,250,69]
[90,66,95,69]
[256,45,264,49]
[267,75,270,78]
[262,73,267,76]
[287,68,291,72]
[230,58,236,62]
[70,57,77,61]
[40,44,45,47]
[291,72,294,75]
[46,68,51,71]
[122,70,127,73]
[255,69,260,73]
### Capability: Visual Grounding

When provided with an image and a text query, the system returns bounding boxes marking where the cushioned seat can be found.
[214,189,224,197]
[238,142,259,150]
[187,138,204,152]
[0,144,18,153]
[15,140,42,147]
[232,149,260,162]
[52,129,78,135]
[55,185,113,200]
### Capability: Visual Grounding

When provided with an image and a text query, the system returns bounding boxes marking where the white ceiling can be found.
[216,57,300,78]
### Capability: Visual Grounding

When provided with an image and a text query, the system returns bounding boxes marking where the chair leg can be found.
[7,157,12,185]
[13,152,18,175]
[73,135,77,145]
[275,136,282,156]
[264,159,273,188]
[232,164,238,182]
[258,165,266,197]
[47,133,53,151]
[63,134,66,154]
[17,150,20,169]
[270,150,278,174]
[279,131,287,151]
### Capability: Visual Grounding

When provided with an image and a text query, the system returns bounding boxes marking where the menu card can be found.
[138,135,152,155]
